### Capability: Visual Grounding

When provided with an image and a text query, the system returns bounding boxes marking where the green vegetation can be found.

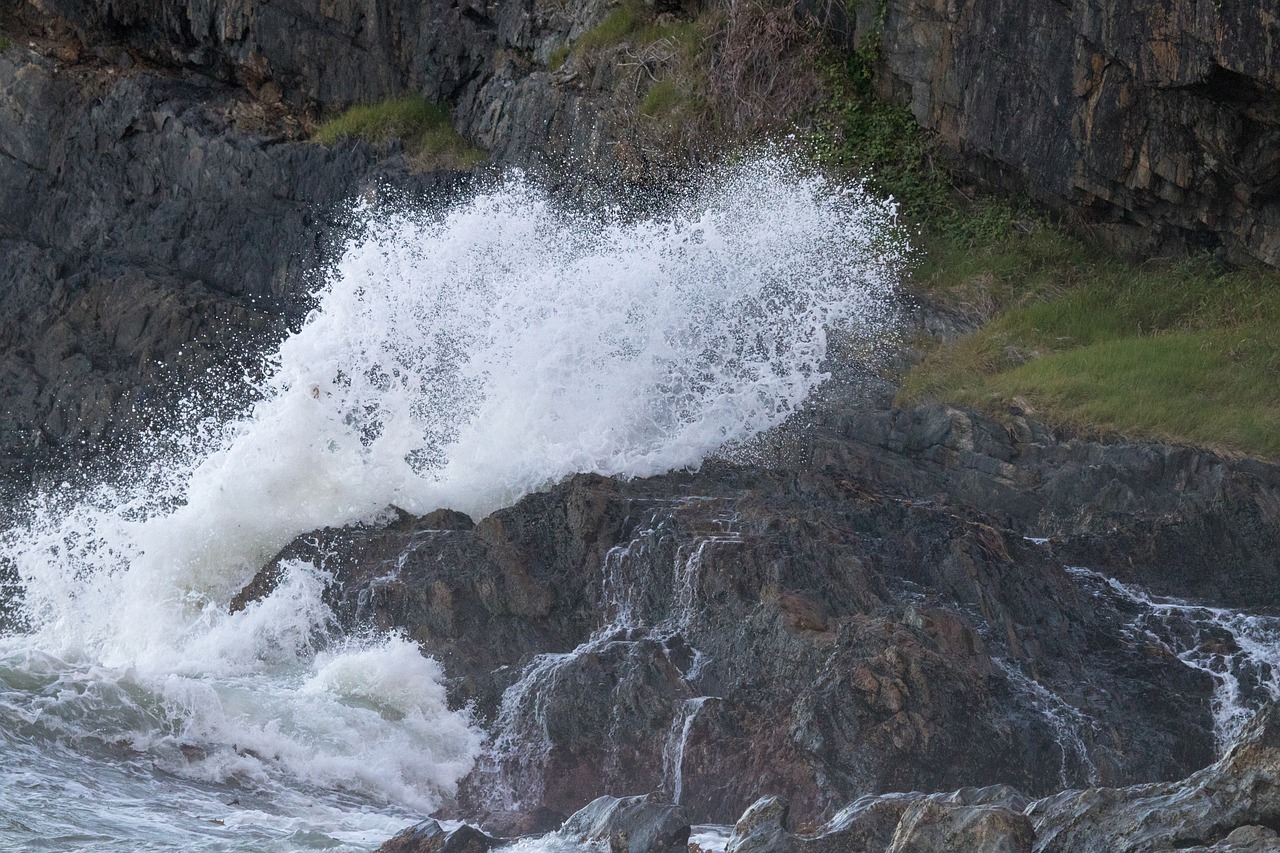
[640,79,682,117]
[898,230,1280,459]
[574,4,642,54]
[562,2,714,139]
[548,45,570,72]
[630,19,711,129]
[811,49,1023,246]
[803,21,1280,461]
[312,96,484,171]
[568,2,705,57]
[0,36,11,53]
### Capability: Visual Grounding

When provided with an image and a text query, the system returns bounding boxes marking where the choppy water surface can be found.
[0,157,905,850]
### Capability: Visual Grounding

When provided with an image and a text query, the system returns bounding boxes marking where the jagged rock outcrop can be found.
[380,820,501,853]
[878,0,1280,266]
[239,385,1280,828]
[25,0,1280,267]
[726,787,1034,853]
[0,30,456,494]
[704,700,1280,851]
[21,0,677,174]
[1031,701,1280,853]
[380,703,1280,853]
[539,701,1280,852]
[558,793,691,853]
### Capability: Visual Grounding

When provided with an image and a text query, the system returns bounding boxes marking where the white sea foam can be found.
[0,154,905,849]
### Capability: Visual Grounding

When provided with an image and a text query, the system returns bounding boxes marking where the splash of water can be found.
[0,155,904,846]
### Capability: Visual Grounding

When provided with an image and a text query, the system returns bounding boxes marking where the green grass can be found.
[312,96,484,171]
[573,4,704,59]
[634,19,703,54]
[640,79,682,117]
[898,230,1280,459]
[575,5,642,53]
[0,36,11,53]
[548,45,570,71]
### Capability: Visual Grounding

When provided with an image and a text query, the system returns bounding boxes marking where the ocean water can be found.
[0,157,905,851]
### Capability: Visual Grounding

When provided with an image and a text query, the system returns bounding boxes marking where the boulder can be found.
[558,793,690,853]
[727,786,1032,853]
[380,820,500,853]
[725,796,794,853]
[1030,703,1280,853]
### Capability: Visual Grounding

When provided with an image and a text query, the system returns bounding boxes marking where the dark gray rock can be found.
[558,793,691,853]
[235,391,1280,826]
[379,819,500,853]
[1029,703,1280,853]
[727,787,1032,853]
[725,796,794,853]
[821,402,1280,609]
[1176,826,1280,853]
[884,791,1033,853]
[0,43,459,495]
[26,0,678,182]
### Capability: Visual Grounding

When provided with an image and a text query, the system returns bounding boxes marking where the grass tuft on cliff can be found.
[810,49,1025,246]
[899,229,1280,459]
[312,96,485,171]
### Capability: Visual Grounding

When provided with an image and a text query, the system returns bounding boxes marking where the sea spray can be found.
[0,154,906,848]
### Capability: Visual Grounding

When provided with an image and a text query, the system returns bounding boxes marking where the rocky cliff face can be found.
[32,0,1280,273]
[0,3,464,493]
[878,0,1280,266]
[5,0,1280,490]
[24,0,682,175]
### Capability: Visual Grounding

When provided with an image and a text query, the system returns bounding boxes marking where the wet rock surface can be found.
[239,380,1280,829]
[1029,702,1280,853]
[379,702,1280,853]
[558,793,691,853]
[380,820,501,853]
[708,700,1280,851]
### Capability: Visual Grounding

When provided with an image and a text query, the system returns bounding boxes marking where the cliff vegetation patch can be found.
[810,40,1023,247]
[899,232,1280,459]
[560,0,831,168]
[798,25,1279,461]
[312,96,485,172]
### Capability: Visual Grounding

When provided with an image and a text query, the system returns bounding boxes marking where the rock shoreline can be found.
[379,695,1280,852]
[237,381,1280,836]
[3,0,1280,846]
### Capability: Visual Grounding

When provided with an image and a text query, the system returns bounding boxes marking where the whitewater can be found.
[0,157,905,851]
